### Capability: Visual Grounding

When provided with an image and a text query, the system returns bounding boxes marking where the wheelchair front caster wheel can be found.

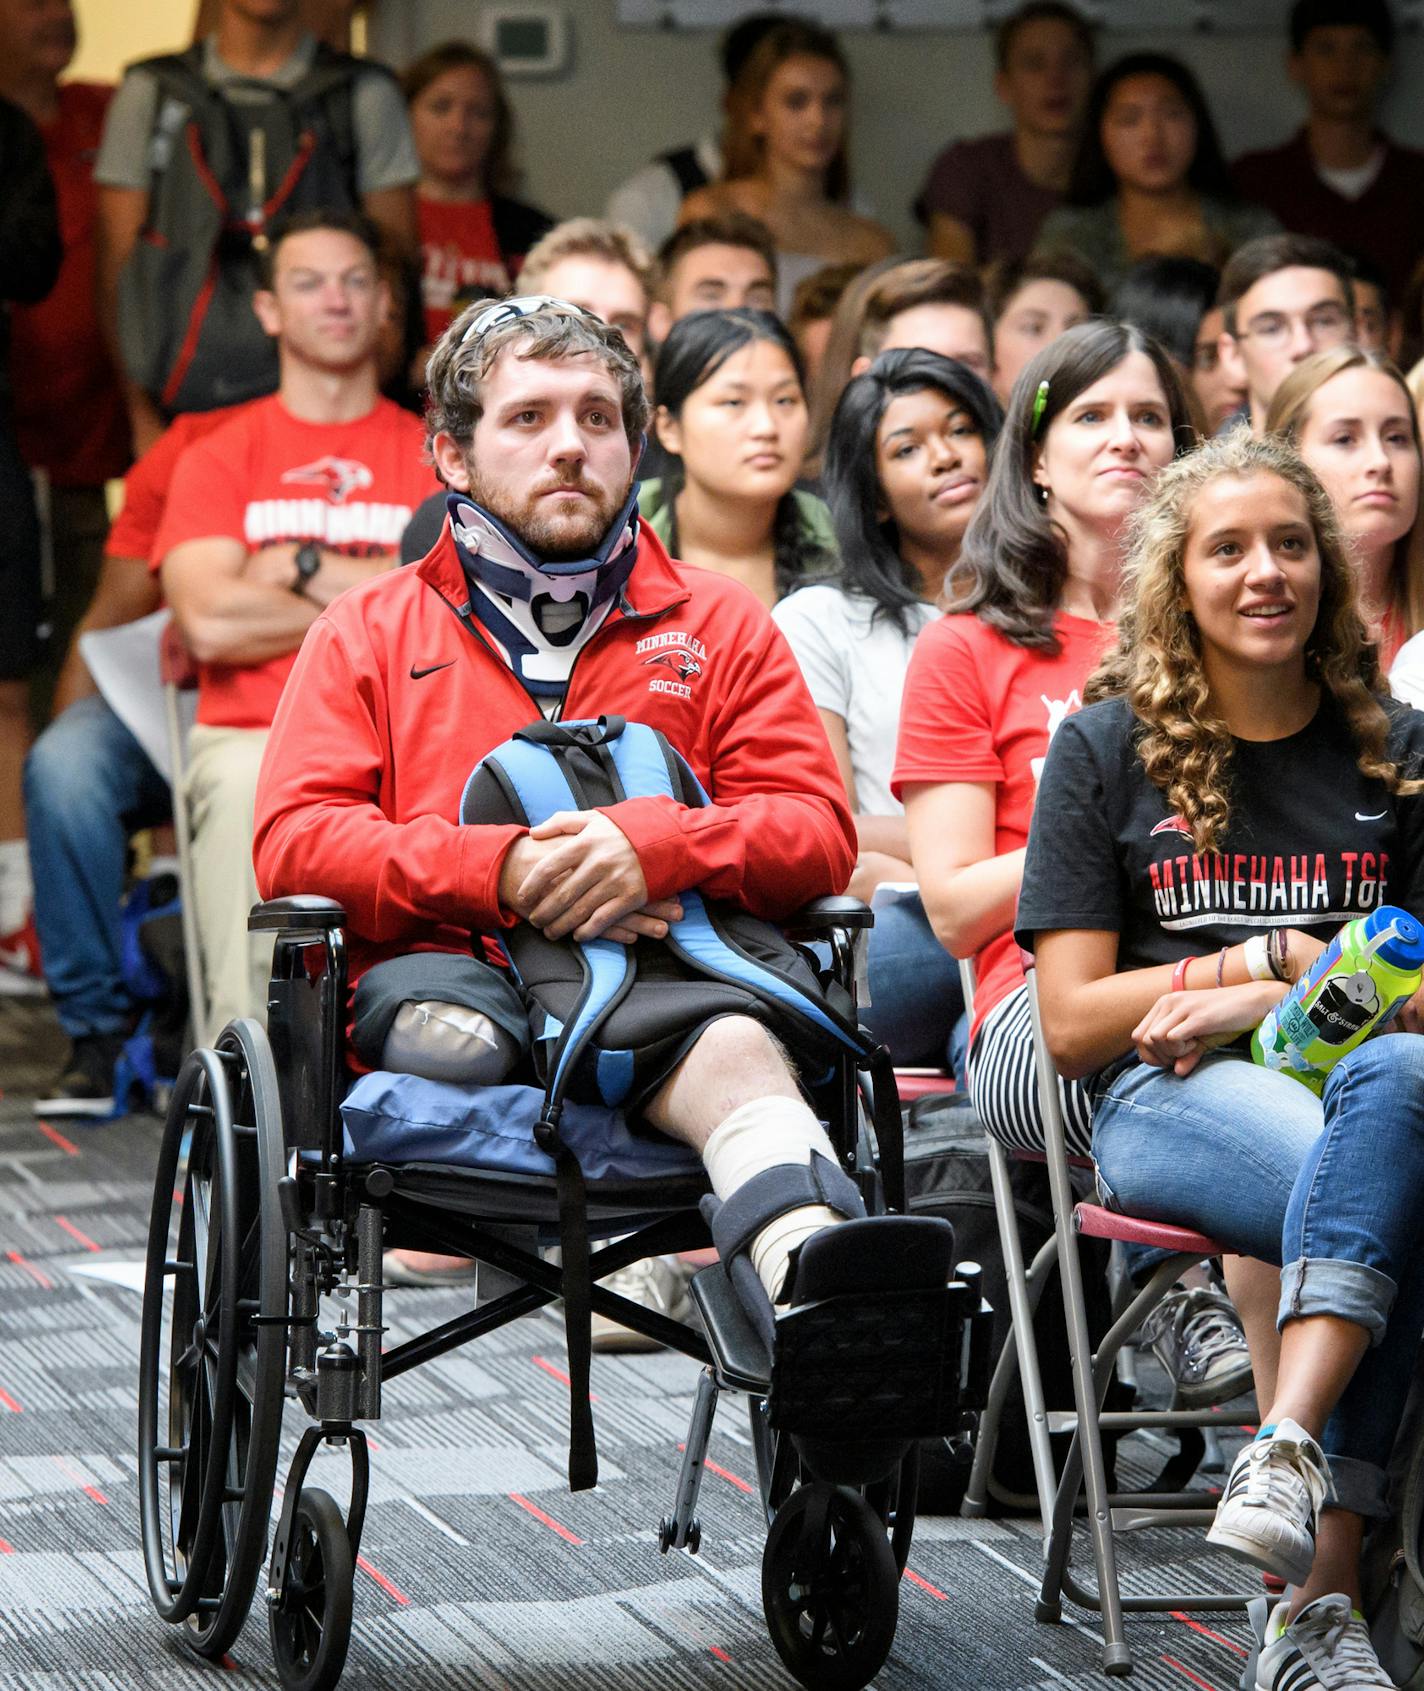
[685,1519,701,1555]
[761,1483,899,1691]
[269,1489,354,1691]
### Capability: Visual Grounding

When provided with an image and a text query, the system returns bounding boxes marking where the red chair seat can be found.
[893,1070,957,1102]
[1074,1202,1222,1256]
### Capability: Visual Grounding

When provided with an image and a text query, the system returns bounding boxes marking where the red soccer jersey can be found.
[892,610,1114,1038]
[11,81,130,486]
[154,394,435,729]
[416,195,512,344]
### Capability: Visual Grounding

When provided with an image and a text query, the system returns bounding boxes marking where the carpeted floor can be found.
[0,998,1259,1691]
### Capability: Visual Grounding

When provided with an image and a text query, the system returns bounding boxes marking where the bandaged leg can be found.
[701,1095,857,1304]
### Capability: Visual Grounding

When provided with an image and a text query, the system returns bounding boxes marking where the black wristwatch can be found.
[292,541,322,597]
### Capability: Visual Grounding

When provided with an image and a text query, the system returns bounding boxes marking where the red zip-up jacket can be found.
[253,520,856,993]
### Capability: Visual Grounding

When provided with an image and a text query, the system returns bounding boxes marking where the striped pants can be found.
[967,983,1094,1161]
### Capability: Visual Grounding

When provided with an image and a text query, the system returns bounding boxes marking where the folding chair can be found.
[159,617,207,1044]
[1023,965,1252,1675]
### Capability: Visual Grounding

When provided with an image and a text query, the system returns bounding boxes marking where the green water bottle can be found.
[1251,906,1424,1094]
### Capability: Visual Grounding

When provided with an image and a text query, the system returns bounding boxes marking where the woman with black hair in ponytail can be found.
[642,309,836,609]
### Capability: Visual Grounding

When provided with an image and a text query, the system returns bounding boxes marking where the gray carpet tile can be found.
[0,998,1261,1691]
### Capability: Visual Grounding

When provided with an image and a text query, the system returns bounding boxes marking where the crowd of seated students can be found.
[11,0,1424,1673]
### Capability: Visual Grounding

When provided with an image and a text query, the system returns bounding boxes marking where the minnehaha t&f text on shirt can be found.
[154,395,434,728]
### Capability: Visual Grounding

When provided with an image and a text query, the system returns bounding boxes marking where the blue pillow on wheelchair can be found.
[340,1072,704,1183]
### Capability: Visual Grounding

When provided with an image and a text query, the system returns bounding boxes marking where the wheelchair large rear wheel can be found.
[138,1019,289,1658]
[761,1482,900,1691]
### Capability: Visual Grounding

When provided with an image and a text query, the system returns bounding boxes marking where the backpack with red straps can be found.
[117,41,372,415]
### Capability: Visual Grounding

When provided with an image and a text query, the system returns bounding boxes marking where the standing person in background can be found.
[0,0,130,726]
[94,0,419,456]
[776,350,1003,1071]
[1268,347,1424,671]
[0,93,59,995]
[1038,54,1276,296]
[677,20,893,318]
[918,2,1095,268]
[1216,234,1356,434]
[605,11,787,251]
[402,41,552,359]
[985,248,1102,405]
[1233,0,1424,307]
[644,310,834,609]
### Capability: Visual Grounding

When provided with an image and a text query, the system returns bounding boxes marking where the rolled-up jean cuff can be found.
[1277,1257,1396,1346]
[1324,1453,1391,1519]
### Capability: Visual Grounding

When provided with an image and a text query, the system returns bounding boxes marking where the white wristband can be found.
[1244,933,1275,982]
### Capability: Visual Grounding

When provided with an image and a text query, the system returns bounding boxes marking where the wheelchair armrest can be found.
[782,894,874,939]
[248,895,346,934]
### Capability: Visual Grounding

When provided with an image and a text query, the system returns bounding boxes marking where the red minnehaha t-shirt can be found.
[417,195,513,343]
[11,82,130,486]
[891,610,1115,1039]
[154,395,435,729]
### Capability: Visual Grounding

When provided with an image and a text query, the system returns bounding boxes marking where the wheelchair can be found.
[136,891,991,1691]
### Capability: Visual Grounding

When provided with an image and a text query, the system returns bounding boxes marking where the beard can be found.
[467,463,632,561]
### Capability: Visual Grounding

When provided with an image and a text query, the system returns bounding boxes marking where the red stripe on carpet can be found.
[1170,1611,1247,1656]
[1162,1654,1220,1691]
[36,1121,79,1156]
[356,1554,410,1605]
[708,1645,732,1663]
[905,1568,948,1600]
[0,1386,22,1412]
[7,1253,53,1289]
[508,1492,583,1546]
[531,1355,598,1400]
[54,1216,100,1252]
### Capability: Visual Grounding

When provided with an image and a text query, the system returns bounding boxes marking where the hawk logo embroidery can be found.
[644,649,703,684]
[1150,816,1194,839]
[280,456,375,504]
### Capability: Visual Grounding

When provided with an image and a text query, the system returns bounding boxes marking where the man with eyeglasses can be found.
[253,293,960,1411]
[1215,233,1356,433]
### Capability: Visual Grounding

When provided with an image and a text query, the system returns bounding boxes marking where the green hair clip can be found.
[1030,378,1051,437]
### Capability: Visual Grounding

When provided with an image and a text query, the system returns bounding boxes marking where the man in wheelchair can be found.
[251,293,962,1477]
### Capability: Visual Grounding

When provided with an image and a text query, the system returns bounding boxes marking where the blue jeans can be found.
[25,695,170,1039]
[859,890,966,1074]
[1092,1037,1424,1516]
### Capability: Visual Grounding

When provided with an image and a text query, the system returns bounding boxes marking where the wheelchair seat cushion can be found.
[340,1070,704,1183]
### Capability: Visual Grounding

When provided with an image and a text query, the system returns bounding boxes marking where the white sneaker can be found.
[1206,1418,1334,1586]
[1255,1594,1394,1689]
[589,1255,692,1353]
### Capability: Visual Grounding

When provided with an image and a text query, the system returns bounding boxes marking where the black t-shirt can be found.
[1016,692,1424,975]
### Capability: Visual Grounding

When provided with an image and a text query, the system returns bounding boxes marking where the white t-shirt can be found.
[773,584,937,817]
[1390,631,1424,710]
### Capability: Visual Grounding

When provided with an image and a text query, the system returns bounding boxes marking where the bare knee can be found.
[645,1016,799,1145]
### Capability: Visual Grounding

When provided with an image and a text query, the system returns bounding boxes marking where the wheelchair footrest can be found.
[770,1279,990,1442]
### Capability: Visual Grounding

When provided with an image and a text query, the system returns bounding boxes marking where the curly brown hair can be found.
[1086,429,1424,853]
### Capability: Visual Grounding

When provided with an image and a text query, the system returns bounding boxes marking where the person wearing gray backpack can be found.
[93,0,418,456]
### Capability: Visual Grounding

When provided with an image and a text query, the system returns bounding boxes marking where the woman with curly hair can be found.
[1018,428,1424,1687]
[643,309,835,609]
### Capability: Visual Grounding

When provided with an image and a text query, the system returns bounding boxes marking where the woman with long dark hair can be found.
[1037,54,1276,293]
[774,350,1003,1068]
[677,21,892,314]
[1020,429,1424,1686]
[643,309,836,608]
[896,319,1194,1148]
